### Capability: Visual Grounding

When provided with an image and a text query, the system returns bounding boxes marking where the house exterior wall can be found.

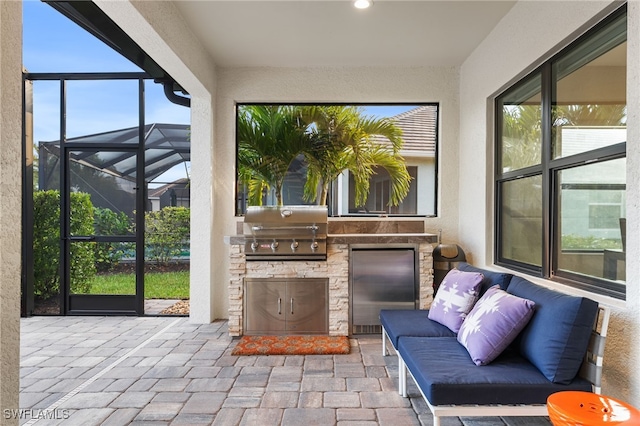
[0,1,23,423]
[334,156,435,216]
[459,0,640,406]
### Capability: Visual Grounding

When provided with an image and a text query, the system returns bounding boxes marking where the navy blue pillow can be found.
[457,262,513,295]
[507,277,598,384]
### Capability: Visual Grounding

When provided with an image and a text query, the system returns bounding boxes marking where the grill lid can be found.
[242,205,328,260]
[243,205,328,237]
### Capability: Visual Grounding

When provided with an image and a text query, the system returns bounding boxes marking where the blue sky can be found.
[23,0,191,184]
[23,1,416,183]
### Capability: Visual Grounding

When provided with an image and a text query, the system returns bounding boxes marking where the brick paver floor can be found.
[18,316,550,425]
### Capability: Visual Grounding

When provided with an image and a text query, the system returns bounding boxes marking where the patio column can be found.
[190,95,216,323]
[0,1,23,423]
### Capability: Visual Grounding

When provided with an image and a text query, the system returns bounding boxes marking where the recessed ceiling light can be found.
[354,0,373,10]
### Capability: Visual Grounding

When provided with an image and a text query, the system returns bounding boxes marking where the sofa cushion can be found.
[458,285,536,366]
[507,276,598,384]
[380,309,455,349]
[397,336,593,406]
[458,262,513,295]
[428,269,484,333]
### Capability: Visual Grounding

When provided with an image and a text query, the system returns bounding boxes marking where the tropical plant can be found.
[237,104,411,209]
[502,103,627,173]
[299,105,410,207]
[501,104,542,172]
[553,104,627,127]
[237,105,313,206]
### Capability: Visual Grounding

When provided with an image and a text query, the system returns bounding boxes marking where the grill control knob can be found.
[311,241,319,251]
[291,241,299,251]
[250,241,259,251]
[270,241,279,251]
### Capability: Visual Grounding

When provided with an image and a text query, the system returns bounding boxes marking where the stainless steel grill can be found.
[243,205,328,261]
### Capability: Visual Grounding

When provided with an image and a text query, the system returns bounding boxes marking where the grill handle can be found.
[251,225,319,232]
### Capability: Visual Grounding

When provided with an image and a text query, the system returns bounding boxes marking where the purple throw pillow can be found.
[458,285,536,366]
[428,269,484,333]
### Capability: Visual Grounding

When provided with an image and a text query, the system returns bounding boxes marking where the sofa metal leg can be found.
[382,328,387,356]
[399,357,407,397]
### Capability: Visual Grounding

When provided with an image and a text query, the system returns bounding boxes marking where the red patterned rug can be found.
[231,335,351,356]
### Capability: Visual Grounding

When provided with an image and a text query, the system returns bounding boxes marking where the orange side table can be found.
[547,391,640,425]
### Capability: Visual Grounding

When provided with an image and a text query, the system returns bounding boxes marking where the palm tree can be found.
[502,103,627,173]
[237,104,412,209]
[299,105,411,207]
[501,104,542,172]
[237,105,312,206]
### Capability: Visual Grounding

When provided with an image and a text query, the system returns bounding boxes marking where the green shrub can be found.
[561,234,622,250]
[70,192,97,294]
[94,207,133,272]
[33,191,61,300]
[145,207,190,265]
[33,190,96,299]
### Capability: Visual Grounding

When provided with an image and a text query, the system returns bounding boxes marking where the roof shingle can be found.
[371,105,437,155]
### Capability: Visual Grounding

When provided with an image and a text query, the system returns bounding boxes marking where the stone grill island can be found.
[226,217,437,337]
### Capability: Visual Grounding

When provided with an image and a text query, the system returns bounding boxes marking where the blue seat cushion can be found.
[507,276,598,384]
[457,262,513,295]
[380,309,455,349]
[397,336,593,406]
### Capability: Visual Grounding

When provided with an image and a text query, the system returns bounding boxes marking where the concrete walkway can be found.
[144,299,183,316]
[19,316,550,425]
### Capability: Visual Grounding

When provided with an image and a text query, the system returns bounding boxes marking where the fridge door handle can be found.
[290,298,294,315]
[278,298,282,315]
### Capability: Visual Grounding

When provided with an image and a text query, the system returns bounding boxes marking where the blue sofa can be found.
[380,263,610,426]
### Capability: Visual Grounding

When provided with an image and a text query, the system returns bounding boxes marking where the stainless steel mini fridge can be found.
[350,245,418,334]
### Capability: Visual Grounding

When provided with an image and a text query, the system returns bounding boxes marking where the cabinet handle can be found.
[278,298,281,315]
[291,298,294,315]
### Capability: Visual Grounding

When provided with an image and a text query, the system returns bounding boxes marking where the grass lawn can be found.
[87,271,189,299]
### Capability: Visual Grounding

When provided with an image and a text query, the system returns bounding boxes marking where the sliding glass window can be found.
[495,5,626,299]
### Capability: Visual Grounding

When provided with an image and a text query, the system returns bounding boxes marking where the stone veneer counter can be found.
[226,218,437,337]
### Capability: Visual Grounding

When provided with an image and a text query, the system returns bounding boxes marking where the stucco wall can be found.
[215,66,461,317]
[0,1,23,424]
[459,0,640,405]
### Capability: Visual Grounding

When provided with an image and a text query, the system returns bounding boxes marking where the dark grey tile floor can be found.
[18,316,550,425]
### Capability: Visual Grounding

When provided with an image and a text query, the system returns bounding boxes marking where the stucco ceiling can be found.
[173,1,517,68]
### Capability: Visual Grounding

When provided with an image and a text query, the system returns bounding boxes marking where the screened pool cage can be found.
[38,122,191,213]
[23,73,191,316]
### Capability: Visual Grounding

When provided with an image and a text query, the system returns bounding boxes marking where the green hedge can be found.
[94,207,133,272]
[33,190,96,299]
[145,207,190,265]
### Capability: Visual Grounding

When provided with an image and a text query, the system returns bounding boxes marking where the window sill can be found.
[484,264,627,310]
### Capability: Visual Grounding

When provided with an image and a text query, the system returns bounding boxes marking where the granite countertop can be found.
[225,233,437,245]
[327,233,437,244]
